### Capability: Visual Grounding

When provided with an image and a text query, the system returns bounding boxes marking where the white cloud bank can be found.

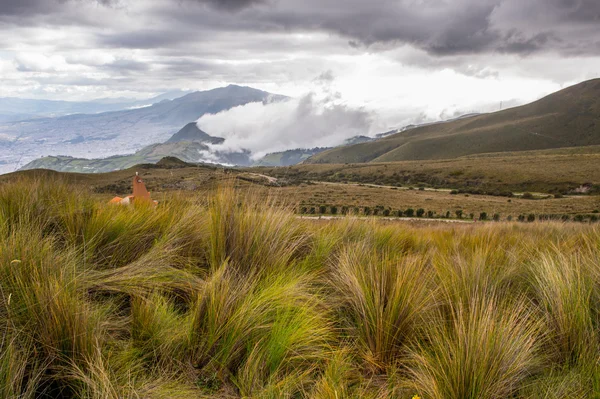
[196,92,376,159]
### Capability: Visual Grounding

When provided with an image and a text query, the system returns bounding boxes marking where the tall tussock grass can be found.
[333,246,432,371]
[1,177,600,398]
[411,295,542,399]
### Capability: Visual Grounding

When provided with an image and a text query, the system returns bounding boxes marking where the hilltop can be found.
[307,79,600,163]
[165,123,225,145]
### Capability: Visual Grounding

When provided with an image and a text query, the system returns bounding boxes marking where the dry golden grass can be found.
[258,145,600,194]
[273,181,600,219]
[2,177,600,398]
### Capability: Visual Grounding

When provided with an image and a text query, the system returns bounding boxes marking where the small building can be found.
[110,172,157,205]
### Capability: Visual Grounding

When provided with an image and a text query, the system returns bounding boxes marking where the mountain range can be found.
[0,90,192,123]
[0,85,285,173]
[20,123,330,172]
[13,78,600,174]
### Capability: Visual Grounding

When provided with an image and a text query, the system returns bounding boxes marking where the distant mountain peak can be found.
[166,122,225,145]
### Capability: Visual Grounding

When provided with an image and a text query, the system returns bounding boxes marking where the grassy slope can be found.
[8,147,600,219]
[308,78,600,164]
[1,177,600,398]
[259,145,600,194]
[20,141,212,173]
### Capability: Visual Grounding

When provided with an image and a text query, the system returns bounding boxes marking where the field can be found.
[2,176,600,398]
[7,147,600,223]
[278,182,600,220]
[257,145,600,195]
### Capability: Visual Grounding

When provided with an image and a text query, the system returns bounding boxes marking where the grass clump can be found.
[411,295,541,399]
[333,246,432,371]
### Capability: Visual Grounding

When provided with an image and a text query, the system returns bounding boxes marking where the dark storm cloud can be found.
[2,0,598,57]
[0,0,61,15]
[0,0,117,15]
[149,0,599,56]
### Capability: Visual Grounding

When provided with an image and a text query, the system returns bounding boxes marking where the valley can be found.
[0,85,284,173]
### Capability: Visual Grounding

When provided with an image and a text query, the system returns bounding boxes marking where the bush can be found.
[493,213,500,222]
[479,212,488,221]
[527,214,536,222]
[405,208,415,217]
[522,192,534,199]
[319,205,327,214]
[455,210,463,219]
[331,206,338,215]
[427,210,435,218]
[416,208,425,217]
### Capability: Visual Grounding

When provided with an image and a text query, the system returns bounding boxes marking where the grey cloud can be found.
[1,0,599,106]
[102,59,150,72]
[188,0,268,11]
[497,31,557,55]
[97,30,186,49]
[0,0,117,15]
[29,75,136,86]
[0,0,56,15]
[2,0,600,57]
[159,0,600,56]
[314,70,335,83]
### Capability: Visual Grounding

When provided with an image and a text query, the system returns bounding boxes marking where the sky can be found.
[1,0,600,131]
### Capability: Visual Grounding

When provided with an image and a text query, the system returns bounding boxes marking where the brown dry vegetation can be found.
[6,151,600,221]
[275,182,600,219]
[257,145,600,195]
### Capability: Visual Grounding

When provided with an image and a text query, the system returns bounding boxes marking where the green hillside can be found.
[20,141,214,173]
[307,78,600,164]
[255,147,330,166]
